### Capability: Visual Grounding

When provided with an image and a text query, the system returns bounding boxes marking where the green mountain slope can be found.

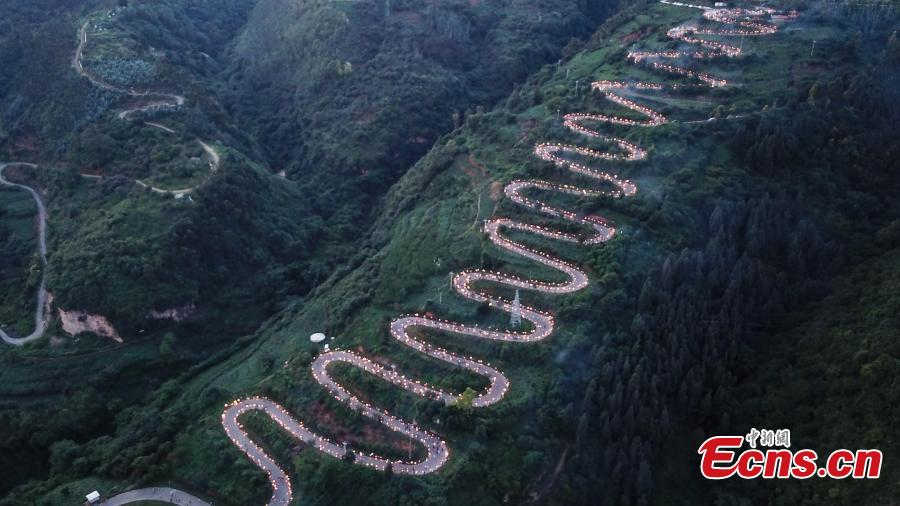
[1,1,898,505]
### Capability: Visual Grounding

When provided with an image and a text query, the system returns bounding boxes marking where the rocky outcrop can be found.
[58,307,123,343]
[149,303,196,321]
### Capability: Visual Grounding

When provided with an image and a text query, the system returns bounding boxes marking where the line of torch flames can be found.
[216,3,795,504]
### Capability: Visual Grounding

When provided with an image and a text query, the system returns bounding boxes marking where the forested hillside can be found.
[224,0,620,238]
[0,0,619,339]
[1,0,898,505]
[0,0,624,499]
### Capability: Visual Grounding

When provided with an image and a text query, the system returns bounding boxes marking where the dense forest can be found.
[555,7,900,503]
[1,0,898,505]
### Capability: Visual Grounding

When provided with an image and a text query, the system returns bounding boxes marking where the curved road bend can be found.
[101,487,210,506]
[75,21,186,110]
[134,140,221,198]
[0,163,49,346]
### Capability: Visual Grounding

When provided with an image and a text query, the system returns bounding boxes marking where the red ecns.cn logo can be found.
[698,431,882,480]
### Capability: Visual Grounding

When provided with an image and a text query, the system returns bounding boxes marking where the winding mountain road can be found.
[0,2,795,502]
[177,3,795,506]
[100,487,210,506]
[0,163,49,346]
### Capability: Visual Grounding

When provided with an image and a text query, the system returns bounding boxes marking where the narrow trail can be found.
[175,3,795,506]
[75,19,216,198]
[75,20,186,115]
[145,121,177,134]
[0,163,48,345]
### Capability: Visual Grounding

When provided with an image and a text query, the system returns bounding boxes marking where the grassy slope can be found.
[187,5,897,505]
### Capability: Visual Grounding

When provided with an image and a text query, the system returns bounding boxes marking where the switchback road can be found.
[197,4,794,505]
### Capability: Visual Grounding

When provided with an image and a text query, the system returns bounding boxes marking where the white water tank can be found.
[310,332,327,343]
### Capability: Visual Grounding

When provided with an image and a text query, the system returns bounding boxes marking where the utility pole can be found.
[810,40,816,56]
[408,419,415,461]
[510,290,522,328]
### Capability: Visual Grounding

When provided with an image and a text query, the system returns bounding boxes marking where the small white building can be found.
[714,2,727,6]
[85,491,101,504]
[310,332,326,343]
